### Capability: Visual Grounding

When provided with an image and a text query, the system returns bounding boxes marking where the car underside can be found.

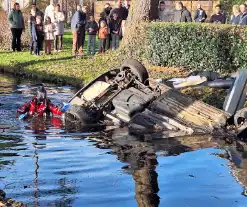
[64,59,247,139]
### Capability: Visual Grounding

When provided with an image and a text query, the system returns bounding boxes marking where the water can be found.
[0,73,247,207]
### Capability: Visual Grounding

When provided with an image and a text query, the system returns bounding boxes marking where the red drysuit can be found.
[17,96,62,117]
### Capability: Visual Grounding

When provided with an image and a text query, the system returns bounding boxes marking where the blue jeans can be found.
[111,34,119,50]
[87,35,96,55]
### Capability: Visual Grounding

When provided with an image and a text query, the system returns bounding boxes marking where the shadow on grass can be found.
[19,56,74,67]
[0,55,93,88]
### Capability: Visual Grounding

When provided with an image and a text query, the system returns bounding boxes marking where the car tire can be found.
[65,105,100,125]
[120,59,149,85]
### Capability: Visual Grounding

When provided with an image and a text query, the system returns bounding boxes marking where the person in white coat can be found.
[44,0,58,23]
[54,4,65,51]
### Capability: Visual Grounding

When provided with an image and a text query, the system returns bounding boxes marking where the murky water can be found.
[1,73,247,207]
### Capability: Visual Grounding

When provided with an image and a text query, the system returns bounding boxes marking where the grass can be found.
[0,32,120,86]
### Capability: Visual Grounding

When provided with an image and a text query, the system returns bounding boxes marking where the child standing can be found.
[29,9,37,55]
[86,15,98,55]
[44,16,55,54]
[98,21,108,54]
[35,16,44,56]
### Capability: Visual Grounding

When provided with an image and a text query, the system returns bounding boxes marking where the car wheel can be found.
[65,105,100,125]
[120,59,149,85]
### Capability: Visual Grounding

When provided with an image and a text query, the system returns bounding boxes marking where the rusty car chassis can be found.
[64,59,247,138]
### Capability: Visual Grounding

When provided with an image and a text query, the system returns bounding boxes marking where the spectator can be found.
[31,3,44,20]
[110,0,128,20]
[229,5,241,25]
[29,9,37,55]
[194,4,207,22]
[71,5,85,57]
[239,4,247,25]
[99,11,107,26]
[44,16,55,54]
[54,4,65,52]
[103,3,112,18]
[8,3,25,52]
[173,2,192,22]
[158,1,174,22]
[86,15,98,55]
[35,16,44,56]
[44,0,58,23]
[109,13,122,50]
[210,4,226,24]
[99,11,111,51]
[98,21,109,54]
[81,7,87,50]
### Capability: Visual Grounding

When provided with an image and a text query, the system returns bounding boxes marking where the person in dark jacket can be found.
[173,2,192,22]
[229,5,241,25]
[86,15,99,55]
[71,5,86,57]
[109,0,128,20]
[194,4,207,22]
[35,16,44,56]
[8,3,25,52]
[210,4,226,24]
[103,3,112,18]
[29,9,37,55]
[109,13,122,50]
[31,3,44,20]
[239,4,247,25]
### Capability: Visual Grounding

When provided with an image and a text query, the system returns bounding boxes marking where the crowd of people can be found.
[7,0,130,58]
[158,0,247,25]
[7,0,247,57]
[71,1,129,57]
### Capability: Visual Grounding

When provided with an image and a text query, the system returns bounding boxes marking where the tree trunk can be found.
[128,0,159,21]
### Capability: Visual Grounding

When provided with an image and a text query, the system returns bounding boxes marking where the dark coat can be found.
[240,12,247,25]
[36,23,44,39]
[173,7,192,22]
[86,21,99,35]
[194,9,207,22]
[103,7,112,17]
[35,8,44,19]
[109,6,128,20]
[229,14,240,25]
[209,13,226,24]
[109,18,122,34]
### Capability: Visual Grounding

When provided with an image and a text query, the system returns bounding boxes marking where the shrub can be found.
[121,22,247,73]
[145,23,247,72]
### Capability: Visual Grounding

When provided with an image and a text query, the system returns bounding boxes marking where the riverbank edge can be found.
[0,65,84,88]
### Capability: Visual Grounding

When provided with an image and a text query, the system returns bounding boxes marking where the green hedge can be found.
[144,23,247,72]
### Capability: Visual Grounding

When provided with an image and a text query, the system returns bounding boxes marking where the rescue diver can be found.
[17,86,69,119]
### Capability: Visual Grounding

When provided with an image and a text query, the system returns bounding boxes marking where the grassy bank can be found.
[0,32,120,86]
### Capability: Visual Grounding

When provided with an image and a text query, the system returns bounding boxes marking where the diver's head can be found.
[36,86,47,102]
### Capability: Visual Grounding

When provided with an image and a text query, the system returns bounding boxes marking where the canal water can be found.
[0,73,247,207]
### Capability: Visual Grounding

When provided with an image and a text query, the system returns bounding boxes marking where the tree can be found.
[128,0,159,21]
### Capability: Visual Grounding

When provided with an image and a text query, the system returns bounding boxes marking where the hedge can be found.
[120,22,247,73]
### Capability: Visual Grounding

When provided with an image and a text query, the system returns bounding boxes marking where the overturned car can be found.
[65,59,247,137]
